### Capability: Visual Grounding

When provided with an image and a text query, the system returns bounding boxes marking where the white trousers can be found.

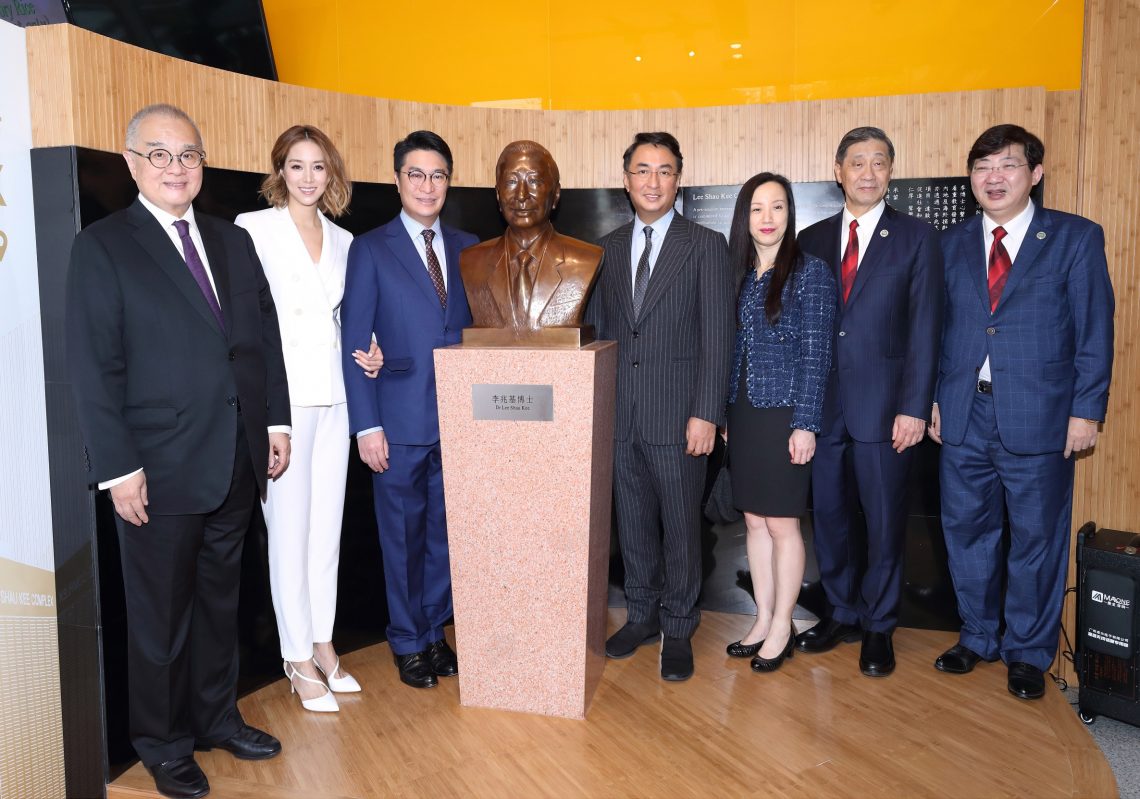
[262,402,349,661]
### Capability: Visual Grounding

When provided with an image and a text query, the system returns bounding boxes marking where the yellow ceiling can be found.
[262,0,1083,110]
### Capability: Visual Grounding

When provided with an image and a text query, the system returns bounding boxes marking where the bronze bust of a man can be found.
[461,141,602,345]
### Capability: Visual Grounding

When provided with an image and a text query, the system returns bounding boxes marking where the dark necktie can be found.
[422,229,447,308]
[841,219,859,303]
[173,219,225,331]
[633,226,653,317]
[987,226,1011,313]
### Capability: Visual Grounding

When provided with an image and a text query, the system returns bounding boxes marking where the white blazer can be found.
[235,206,353,407]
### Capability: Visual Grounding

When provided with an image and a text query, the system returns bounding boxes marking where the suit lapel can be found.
[198,215,232,336]
[996,205,1050,309]
[638,214,691,320]
[959,216,990,313]
[528,237,565,327]
[441,225,468,328]
[128,201,225,339]
[385,218,444,313]
[608,223,636,325]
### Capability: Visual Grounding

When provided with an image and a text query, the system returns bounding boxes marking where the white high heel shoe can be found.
[283,660,339,712]
[314,656,362,693]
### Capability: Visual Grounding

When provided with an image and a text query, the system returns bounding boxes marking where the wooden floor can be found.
[109,610,1117,799]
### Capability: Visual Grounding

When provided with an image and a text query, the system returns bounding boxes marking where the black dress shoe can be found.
[146,756,209,799]
[859,631,895,677]
[394,651,438,688]
[426,638,459,677]
[935,643,994,674]
[605,621,661,659]
[726,639,764,658]
[795,617,861,654]
[1007,661,1046,700]
[751,622,797,673]
[195,724,281,760]
[661,636,694,681]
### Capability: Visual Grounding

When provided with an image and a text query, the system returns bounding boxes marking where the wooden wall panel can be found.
[27,26,1047,189]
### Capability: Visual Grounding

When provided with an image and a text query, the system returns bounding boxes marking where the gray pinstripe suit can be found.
[587,213,734,638]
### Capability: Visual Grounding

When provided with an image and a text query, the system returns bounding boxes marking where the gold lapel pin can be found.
[1036,231,1047,240]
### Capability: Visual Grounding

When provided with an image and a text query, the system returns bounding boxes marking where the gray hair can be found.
[835,126,895,164]
[125,104,203,150]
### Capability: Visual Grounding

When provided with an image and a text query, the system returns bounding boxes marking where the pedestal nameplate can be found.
[471,384,554,421]
[435,341,616,719]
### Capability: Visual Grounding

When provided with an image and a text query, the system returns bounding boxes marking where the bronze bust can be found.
[460,141,602,346]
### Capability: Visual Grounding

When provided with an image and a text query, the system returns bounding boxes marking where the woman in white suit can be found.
[236,125,380,712]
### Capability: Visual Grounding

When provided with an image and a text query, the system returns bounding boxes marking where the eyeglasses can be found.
[402,169,450,187]
[128,148,206,169]
[970,162,1027,176]
[625,167,679,181]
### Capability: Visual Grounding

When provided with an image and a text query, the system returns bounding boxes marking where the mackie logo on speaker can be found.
[1091,590,1131,609]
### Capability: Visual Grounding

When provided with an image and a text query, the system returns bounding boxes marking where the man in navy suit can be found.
[797,127,943,677]
[928,124,1114,700]
[341,131,476,689]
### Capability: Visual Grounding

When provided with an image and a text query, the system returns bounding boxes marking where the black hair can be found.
[835,126,895,163]
[393,130,454,174]
[622,131,683,174]
[967,124,1045,171]
[728,172,802,325]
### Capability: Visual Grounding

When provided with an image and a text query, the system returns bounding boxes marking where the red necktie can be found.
[987,226,1011,313]
[841,219,859,302]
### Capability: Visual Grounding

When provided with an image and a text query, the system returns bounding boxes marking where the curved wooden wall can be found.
[26,21,1139,685]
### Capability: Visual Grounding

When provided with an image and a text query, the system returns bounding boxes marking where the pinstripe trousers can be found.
[614,424,706,639]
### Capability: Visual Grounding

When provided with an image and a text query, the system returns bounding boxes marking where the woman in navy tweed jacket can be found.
[722,172,836,673]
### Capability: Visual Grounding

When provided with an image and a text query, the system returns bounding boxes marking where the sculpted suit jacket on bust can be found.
[588,213,735,444]
[340,216,475,444]
[798,204,943,441]
[234,205,353,406]
[461,230,602,332]
[936,206,1114,454]
[67,198,291,513]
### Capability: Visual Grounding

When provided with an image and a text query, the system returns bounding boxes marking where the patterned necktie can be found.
[633,226,653,317]
[987,226,1011,313]
[173,219,225,331]
[422,229,447,308]
[841,219,859,303]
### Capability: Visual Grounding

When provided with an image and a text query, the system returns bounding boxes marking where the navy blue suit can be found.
[937,205,1113,670]
[341,216,475,655]
[798,205,943,632]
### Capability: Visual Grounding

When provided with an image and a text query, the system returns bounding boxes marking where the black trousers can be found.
[117,420,255,766]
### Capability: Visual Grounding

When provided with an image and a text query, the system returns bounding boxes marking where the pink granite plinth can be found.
[434,341,616,719]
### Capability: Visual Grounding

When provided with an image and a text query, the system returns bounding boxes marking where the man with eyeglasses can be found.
[928,124,1114,700]
[67,104,290,799]
[586,131,734,681]
[341,130,475,690]
[796,127,943,678]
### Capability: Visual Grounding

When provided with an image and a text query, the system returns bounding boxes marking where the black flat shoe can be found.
[795,617,861,654]
[606,621,661,659]
[1007,661,1046,700]
[859,631,896,677]
[726,639,764,658]
[934,643,994,674]
[394,651,438,689]
[751,623,796,672]
[146,756,209,799]
[426,638,459,677]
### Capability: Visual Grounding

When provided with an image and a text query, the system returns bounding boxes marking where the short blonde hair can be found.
[259,125,351,217]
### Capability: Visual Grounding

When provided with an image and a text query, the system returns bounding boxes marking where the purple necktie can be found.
[173,219,225,332]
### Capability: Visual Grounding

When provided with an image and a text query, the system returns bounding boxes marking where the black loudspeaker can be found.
[1076,523,1140,726]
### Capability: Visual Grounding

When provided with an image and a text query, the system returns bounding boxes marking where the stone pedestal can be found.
[434,341,616,719]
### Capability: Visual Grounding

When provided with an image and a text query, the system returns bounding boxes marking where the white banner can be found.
[0,19,54,572]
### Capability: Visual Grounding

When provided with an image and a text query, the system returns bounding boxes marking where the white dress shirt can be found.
[840,199,887,270]
[631,208,675,290]
[978,200,1035,382]
[400,210,447,288]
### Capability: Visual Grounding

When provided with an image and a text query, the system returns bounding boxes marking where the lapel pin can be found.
[1036,231,1047,240]
[879,229,889,238]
